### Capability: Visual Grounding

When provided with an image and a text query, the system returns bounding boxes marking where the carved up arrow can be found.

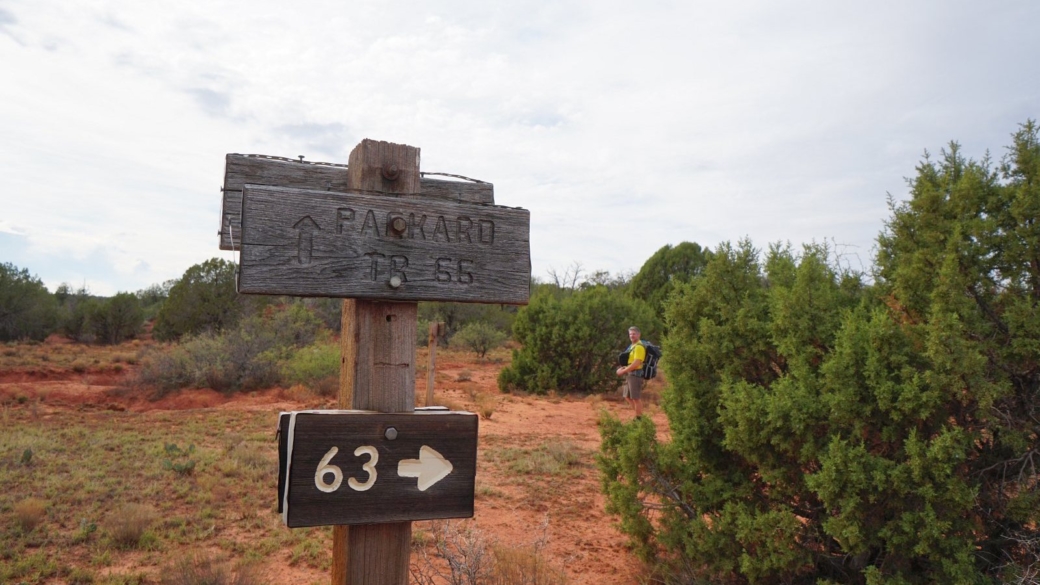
[293,216,321,265]
[397,445,453,491]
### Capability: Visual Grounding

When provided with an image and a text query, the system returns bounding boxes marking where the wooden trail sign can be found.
[277,410,478,527]
[221,138,528,585]
[219,154,495,250]
[237,184,531,304]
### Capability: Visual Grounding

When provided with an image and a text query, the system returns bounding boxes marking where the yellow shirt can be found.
[627,342,646,366]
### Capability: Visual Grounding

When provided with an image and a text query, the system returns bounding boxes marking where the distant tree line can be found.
[0,265,151,344]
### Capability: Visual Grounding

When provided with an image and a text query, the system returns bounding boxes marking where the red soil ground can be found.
[1,344,667,584]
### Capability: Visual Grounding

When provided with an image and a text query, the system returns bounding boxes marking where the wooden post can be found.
[425,322,439,407]
[333,139,421,585]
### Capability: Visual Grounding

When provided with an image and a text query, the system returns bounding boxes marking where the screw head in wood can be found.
[389,276,403,289]
[384,427,398,440]
[389,217,407,235]
[381,164,400,181]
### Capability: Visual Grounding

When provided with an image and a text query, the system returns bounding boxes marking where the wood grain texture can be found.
[351,302,417,412]
[335,302,415,584]
[336,139,419,585]
[333,298,356,585]
[347,139,420,194]
[332,526,349,585]
[219,154,494,250]
[347,524,411,585]
[281,412,478,527]
[237,185,531,304]
[339,299,358,409]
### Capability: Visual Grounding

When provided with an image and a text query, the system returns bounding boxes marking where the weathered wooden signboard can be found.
[219,153,496,250]
[237,184,531,304]
[277,409,478,527]
[223,139,526,585]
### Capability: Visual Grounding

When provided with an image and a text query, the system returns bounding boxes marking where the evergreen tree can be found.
[58,285,97,343]
[90,292,144,344]
[136,279,176,321]
[153,258,240,341]
[628,241,711,316]
[874,121,1040,579]
[599,122,1040,584]
[0,263,58,341]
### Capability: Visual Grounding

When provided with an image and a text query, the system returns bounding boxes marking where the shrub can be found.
[14,497,47,531]
[452,321,507,358]
[282,340,339,395]
[104,503,157,548]
[598,121,1040,585]
[134,303,325,394]
[90,292,144,344]
[133,333,223,392]
[60,289,98,343]
[163,443,197,475]
[73,517,98,544]
[300,297,342,333]
[498,285,658,395]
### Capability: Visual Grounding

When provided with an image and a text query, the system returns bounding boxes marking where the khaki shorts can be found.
[623,373,644,400]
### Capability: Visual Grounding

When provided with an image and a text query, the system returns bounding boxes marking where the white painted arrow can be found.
[397,445,453,491]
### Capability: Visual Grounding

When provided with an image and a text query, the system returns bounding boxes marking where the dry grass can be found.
[432,396,466,411]
[307,375,338,397]
[1,339,613,583]
[14,497,47,531]
[228,441,270,470]
[0,338,147,372]
[284,383,316,402]
[1,395,288,580]
[411,520,567,585]
[475,393,497,420]
[487,440,587,476]
[161,554,266,585]
[491,543,568,584]
[105,503,158,548]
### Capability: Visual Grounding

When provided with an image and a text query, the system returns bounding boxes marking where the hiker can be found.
[616,326,646,418]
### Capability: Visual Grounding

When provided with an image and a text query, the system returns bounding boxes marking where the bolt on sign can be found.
[277,410,478,527]
[237,185,530,304]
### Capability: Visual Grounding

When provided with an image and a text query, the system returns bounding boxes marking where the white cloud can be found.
[0,0,1037,295]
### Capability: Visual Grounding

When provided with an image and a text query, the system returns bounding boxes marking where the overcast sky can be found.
[1,0,1037,296]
